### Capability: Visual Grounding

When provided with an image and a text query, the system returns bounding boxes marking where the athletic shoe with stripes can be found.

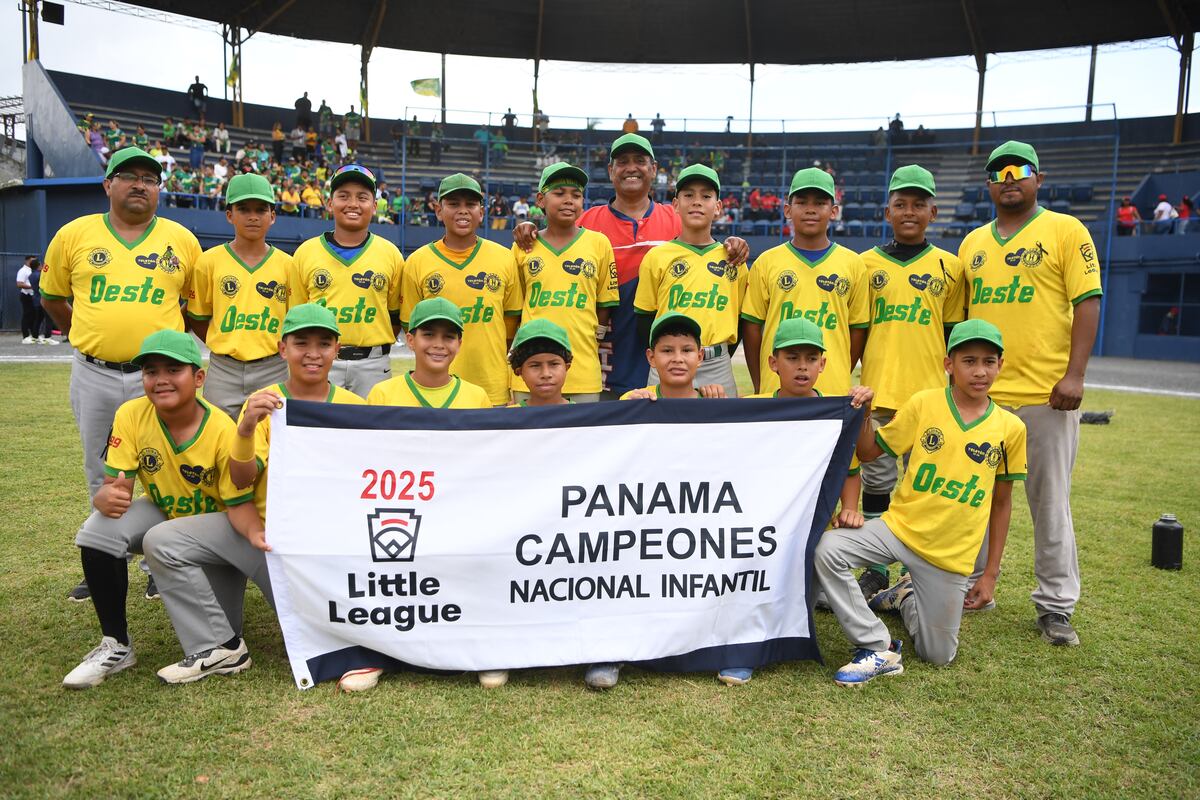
[338,667,383,692]
[156,639,252,684]
[833,640,903,687]
[62,636,136,689]
[868,573,913,613]
[66,579,90,603]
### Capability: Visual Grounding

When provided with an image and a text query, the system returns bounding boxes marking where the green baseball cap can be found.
[772,316,825,351]
[409,297,464,332]
[225,173,276,205]
[947,319,1004,354]
[539,162,588,192]
[281,303,340,337]
[610,133,655,160]
[511,318,572,354]
[132,329,203,368]
[329,163,377,192]
[105,146,162,179]
[437,172,484,200]
[888,164,936,197]
[788,167,835,200]
[675,164,720,192]
[985,140,1039,173]
[649,311,702,344]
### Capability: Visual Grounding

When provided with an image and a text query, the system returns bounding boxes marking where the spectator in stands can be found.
[77,112,93,136]
[162,116,176,147]
[335,126,349,160]
[255,142,271,172]
[88,122,107,165]
[871,126,887,149]
[723,192,741,222]
[492,130,509,165]
[528,201,545,226]
[1153,193,1177,234]
[405,115,421,157]
[279,179,301,216]
[888,113,906,145]
[317,99,333,136]
[655,165,670,201]
[913,124,935,146]
[177,118,194,148]
[389,191,405,223]
[210,122,229,154]
[290,124,307,161]
[188,122,205,170]
[622,114,639,134]
[150,140,174,173]
[344,106,362,149]
[429,123,444,165]
[1176,196,1194,234]
[1158,306,1180,335]
[747,187,763,221]
[201,165,222,210]
[474,125,490,163]
[501,107,517,142]
[301,179,324,216]
[489,192,510,230]
[266,122,282,163]
[187,75,208,116]
[760,189,781,222]
[213,155,229,181]
[651,113,665,145]
[295,92,312,129]
[16,255,38,344]
[423,190,438,226]
[132,125,149,150]
[305,127,318,160]
[513,195,530,222]
[104,120,123,152]
[711,149,726,172]
[1115,196,1141,236]
[318,136,335,167]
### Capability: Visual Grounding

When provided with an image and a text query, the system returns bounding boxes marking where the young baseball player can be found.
[855,165,967,601]
[740,167,869,397]
[142,304,365,685]
[367,297,492,410]
[719,316,872,686]
[187,173,292,419]
[815,319,1026,686]
[621,312,726,400]
[62,330,244,689]
[512,163,618,403]
[40,146,203,603]
[634,164,746,398]
[401,173,522,406]
[288,164,404,397]
[508,318,574,407]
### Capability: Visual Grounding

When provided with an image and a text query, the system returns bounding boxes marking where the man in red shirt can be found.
[515,133,747,395]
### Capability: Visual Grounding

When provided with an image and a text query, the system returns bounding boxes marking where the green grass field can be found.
[1,363,1197,798]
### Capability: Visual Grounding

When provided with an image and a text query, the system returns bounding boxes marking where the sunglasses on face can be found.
[988,164,1036,182]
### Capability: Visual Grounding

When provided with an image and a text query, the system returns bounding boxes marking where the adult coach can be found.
[515,133,747,396]
[959,141,1101,647]
[41,146,202,600]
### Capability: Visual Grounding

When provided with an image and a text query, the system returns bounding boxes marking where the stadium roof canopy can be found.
[121,0,1198,65]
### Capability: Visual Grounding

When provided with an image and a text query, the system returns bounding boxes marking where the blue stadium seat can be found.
[861,202,881,220]
[419,178,436,192]
[974,201,993,221]
[842,202,864,221]
[738,220,755,236]
[1050,198,1071,214]
[955,202,975,221]
[860,187,885,205]
[840,186,859,204]
[753,219,771,236]
[844,219,865,236]
[1038,184,1054,202]
[1070,184,1094,203]
[961,186,981,204]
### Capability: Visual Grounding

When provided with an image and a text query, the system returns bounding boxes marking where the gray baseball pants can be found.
[203,353,288,420]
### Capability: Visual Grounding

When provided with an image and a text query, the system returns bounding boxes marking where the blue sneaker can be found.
[584,663,621,689]
[717,667,753,686]
[867,574,913,613]
[833,640,903,687]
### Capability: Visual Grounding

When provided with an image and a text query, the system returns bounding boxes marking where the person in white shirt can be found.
[213,157,229,181]
[212,122,230,154]
[335,129,348,159]
[513,197,530,221]
[1153,193,1178,234]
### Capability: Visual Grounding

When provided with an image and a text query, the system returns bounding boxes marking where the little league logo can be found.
[221,275,242,298]
[424,273,445,295]
[970,251,987,271]
[87,248,112,268]
[367,508,422,562]
[669,259,690,279]
[527,257,544,277]
[777,270,798,291]
[138,447,163,474]
[870,270,889,290]
[920,427,944,453]
[312,269,333,291]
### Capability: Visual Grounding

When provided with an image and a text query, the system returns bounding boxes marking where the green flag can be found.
[410,78,441,98]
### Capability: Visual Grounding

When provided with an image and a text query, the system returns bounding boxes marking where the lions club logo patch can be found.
[138,447,163,474]
[424,273,445,295]
[970,251,987,271]
[220,275,241,298]
[777,270,798,291]
[88,248,112,268]
[527,257,544,277]
[669,259,690,279]
[920,427,944,454]
[312,269,333,291]
[870,270,889,290]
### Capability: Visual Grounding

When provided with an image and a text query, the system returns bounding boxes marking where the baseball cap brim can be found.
[649,312,702,343]
[105,147,163,179]
[676,164,721,192]
[281,304,340,337]
[409,298,464,332]
[540,163,588,191]
[437,173,484,200]
[985,141,1039,172]
[610,133,654,160]
[947,320,1004,354]
[512,321,572,353]
[774,333,825,351]
[131,331,203,368]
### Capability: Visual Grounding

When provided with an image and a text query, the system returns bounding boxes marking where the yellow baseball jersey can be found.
[740,242,869,396]
[187,244,293,360]
[104,396,244,518]
[400,238,522,405]
[367,373,492,409]
[512,228,619,395]
[41,214,201,362]
[238,381,366,518]
[959,207,1103,407]
[877,387,1027,575]
[745,389,860,475]
[288,233,404,348]
[634,240,747,346]
[619,385,704,400]
[860,244,967,411]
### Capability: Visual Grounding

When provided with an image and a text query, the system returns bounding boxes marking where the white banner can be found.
[265,398,861,688]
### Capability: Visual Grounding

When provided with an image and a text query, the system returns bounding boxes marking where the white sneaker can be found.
[156,639,252,684]
[833,640,903,687]
[21,336,34,344]
[41,337,61,345]
[478,670,509,688]
[63,636,136,689]
[338,667,382,692]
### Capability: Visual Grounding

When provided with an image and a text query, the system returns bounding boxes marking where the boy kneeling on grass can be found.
[718,316,873,687]
[815,319,1027,686]
[143,303,365,685]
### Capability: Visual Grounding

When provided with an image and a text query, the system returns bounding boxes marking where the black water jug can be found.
[1151,514,1183,570]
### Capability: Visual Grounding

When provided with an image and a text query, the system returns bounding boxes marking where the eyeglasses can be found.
[111,172,161,187]
[987,164,1036,182]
